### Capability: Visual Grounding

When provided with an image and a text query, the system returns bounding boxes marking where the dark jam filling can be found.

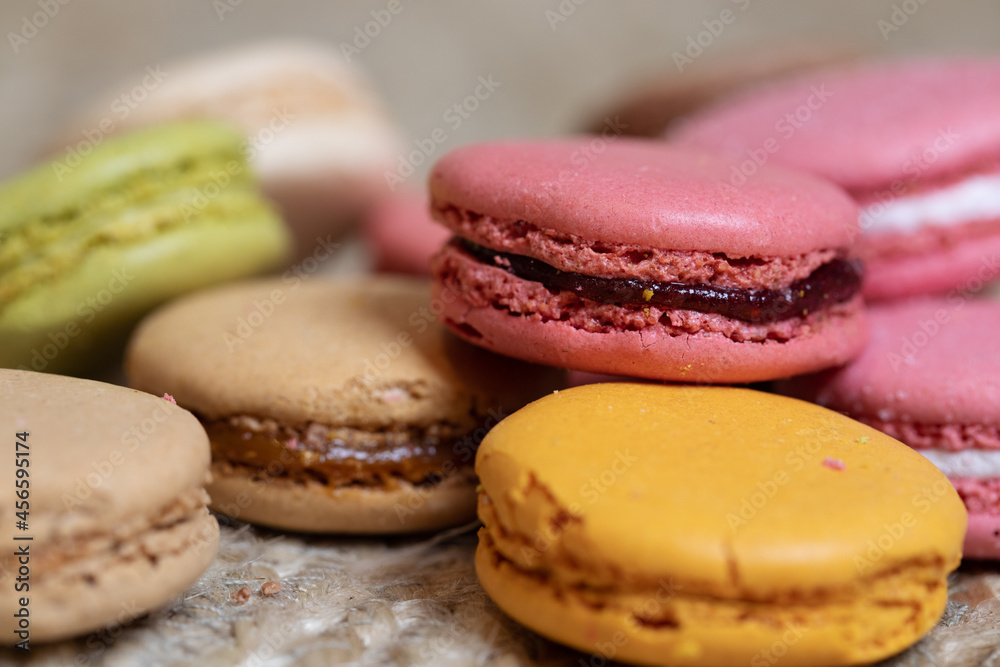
[458,239,862,324]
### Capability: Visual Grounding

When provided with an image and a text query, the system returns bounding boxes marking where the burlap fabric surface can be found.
[3,516,998,667]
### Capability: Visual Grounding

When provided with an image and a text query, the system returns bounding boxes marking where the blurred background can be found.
[2,0,999,181]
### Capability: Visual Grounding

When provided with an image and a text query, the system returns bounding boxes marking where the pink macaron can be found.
[428,138,867,383]
[779,298,1000,559]
[365,191,449,275]
[670,58,1000,302]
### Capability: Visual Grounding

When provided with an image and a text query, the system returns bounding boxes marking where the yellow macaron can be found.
[475,383,966,666]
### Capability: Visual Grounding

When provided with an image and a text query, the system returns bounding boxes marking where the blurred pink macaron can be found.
[670,58,1000,302]
[428,138,867,383]
[779,298,1000,559]
[365,191,449,275]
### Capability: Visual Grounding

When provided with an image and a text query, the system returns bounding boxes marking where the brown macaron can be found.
[125,276,564,534]
[0,370,218,645]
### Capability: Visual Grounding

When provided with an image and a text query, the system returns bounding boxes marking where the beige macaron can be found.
[52,40,401,258]
[0,370,218,645]
[125,276,564,534]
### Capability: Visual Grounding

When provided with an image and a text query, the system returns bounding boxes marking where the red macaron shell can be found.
[781,298,1000,428]
[435,282,867,384]
[670,58,1000,193]
[365,192,450,275]
[429,139,859,258]
[863,233,1000,301]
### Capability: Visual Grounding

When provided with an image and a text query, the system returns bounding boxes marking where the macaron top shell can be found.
[0,369,210,542]
[126,276,562,429]
[429,139,858,257]
[477,383,965,598]
[785,299,1000,427]
[671,58,1000,192]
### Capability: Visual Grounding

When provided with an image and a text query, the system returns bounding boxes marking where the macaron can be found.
[54,41,401,258]
[1,121,291,376]
[365,191,449,275]
[429,139,866,383]
[670,58,1000,301]
[476,383,966,666]
[0,369,218,645]
[125,276,563,534]
[779,298,1000,559]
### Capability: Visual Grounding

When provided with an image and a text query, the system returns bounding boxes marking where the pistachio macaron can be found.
[125,276,563,534]
[475,383,966,666]
[0,369,218,645]
[1,121,291,375]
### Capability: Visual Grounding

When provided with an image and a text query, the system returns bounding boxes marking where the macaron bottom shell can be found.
[862,230,1000,301]
[207,465,478,534]
[433,283,868,383]
[17,509,219,643]
[965,513,1000,559]
[1,211,290,375]
[475,535,946,667]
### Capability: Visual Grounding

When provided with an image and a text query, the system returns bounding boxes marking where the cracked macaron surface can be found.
[0,369,218,644]
[474,383,966,666]
[429,139,867,383]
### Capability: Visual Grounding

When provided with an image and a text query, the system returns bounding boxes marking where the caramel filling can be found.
[458,239,862,323]
[206,420,479,489]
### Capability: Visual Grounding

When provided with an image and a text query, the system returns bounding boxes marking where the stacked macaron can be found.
[414,132,975,661]
[428,139,866,383]
[7,46,995,663]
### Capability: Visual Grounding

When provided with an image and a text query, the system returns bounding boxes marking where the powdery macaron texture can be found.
[0,370,218,644]
[475,383,966,666]
[430,139,867,383]
[779,298,1000,559]
[671,58,1000,300]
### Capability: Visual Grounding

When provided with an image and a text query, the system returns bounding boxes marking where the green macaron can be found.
[0,120,291,374]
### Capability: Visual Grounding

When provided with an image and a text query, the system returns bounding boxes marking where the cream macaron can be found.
[0,369,218,645]
[125,276,564,534]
